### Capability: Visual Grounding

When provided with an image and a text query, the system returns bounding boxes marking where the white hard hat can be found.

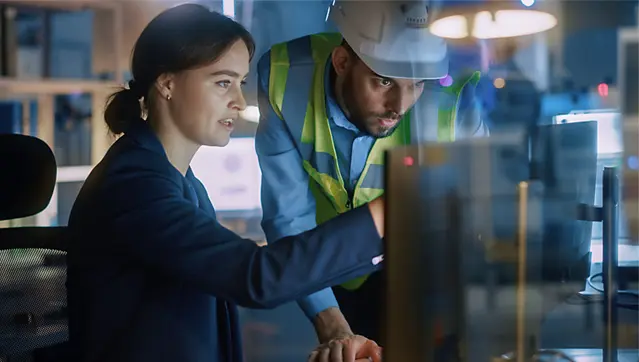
[328,0,449,80]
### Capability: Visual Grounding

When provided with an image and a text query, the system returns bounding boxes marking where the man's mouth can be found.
[378,118,398,128]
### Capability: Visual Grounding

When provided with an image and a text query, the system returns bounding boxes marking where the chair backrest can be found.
[0,134,57,221]
[0,242,68,357]
[0,134,68,359]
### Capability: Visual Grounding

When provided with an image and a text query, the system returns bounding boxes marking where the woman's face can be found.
[167,39,249,147]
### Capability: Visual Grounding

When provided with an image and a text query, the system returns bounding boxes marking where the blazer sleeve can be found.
[101,162,382,309]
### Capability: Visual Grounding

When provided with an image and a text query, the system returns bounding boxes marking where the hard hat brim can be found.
[357,52,450,80]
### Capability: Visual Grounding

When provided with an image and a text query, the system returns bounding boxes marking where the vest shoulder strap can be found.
[270,33,342,67]
[268,33,342,162]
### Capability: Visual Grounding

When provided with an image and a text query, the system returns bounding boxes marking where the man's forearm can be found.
[313,307,353,343]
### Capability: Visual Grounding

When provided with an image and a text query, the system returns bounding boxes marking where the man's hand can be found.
[313,307,353,344]
[308,335,382,362]
[310,308,382,362]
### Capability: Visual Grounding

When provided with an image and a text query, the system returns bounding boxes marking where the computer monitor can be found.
[384,132,533,362]
[530,121,598,279]
[619,28,639,243]
[383,123,598,361]
[190,137,262,213]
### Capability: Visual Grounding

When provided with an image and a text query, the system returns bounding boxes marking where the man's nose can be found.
[386,89,416,116]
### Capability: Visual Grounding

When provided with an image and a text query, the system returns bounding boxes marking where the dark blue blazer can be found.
[66,120,383,362]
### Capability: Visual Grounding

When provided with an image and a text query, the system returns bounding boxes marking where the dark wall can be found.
[561,0,638,88]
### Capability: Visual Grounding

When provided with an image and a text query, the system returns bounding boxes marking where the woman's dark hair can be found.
[104,3,255,134]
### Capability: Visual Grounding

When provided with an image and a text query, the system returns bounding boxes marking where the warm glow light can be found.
[241,106,260,123]
[430,15,468,39]
[493,77,506,89]
[431,10,557,40]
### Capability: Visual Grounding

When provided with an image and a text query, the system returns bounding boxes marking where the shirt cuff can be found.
[297,287,339,320]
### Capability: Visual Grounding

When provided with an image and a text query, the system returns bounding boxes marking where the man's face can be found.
[332,46,426,138]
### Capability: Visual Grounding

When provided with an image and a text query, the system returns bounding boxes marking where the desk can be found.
[542,296,638,348]
[560,349,639,361]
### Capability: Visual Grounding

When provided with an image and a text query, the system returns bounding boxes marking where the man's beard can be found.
[342,73,402,139]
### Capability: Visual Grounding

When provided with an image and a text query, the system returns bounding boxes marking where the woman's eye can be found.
[217,80,231,88]
[240,80,247,87]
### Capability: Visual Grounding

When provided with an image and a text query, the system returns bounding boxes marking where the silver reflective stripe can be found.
[281,36,314,161]
[360,164,385,189]
[311,151,339,181]
[411,85,442,143]
[455,82,483,140]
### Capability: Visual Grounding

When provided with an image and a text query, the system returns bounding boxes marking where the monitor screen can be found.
[620,31,639,242]
[383,133,532,362]
[190,137,262,212]
[530,122,598,268]
[552,111,622,156]
[622,41,638,117]
[383,125,598,361]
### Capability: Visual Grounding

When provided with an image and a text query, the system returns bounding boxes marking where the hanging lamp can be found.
[429,0,558,40]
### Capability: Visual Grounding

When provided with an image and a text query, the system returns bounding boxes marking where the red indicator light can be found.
[598,83,609,97]
[403,156,414,166]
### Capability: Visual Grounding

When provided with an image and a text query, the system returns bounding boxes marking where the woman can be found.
[66,4,385,362]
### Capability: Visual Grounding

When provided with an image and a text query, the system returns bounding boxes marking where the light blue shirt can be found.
[254,48,490,321]
[255,51,375,320]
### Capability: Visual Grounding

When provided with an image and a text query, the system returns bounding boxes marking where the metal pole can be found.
[516,181,529,362]
[602,166,619,362]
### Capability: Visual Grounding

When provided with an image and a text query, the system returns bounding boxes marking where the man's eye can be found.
[217,80,231,88]
[379,78,392,87]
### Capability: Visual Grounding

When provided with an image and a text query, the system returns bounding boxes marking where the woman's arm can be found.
[102,165,384,309]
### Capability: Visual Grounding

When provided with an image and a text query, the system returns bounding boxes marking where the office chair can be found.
[0,134,69,362]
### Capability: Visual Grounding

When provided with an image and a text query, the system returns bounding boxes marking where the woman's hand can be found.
[366,196,385,238]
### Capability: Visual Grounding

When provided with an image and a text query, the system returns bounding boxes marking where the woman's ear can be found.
[154,73,175,100]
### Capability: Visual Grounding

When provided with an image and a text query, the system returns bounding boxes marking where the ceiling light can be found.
[430,2,557,40]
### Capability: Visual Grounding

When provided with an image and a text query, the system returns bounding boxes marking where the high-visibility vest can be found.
[267,33,481,290]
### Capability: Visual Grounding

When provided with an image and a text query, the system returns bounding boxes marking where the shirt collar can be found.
[324,61,361,133]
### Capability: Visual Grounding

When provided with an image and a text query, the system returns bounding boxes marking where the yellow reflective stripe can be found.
[340,276,369,291]
[353,112,411,203]
[310,151,340,181]
[268,43,289,119]
[302,34,350,212]
[304,160,349,214]
[437,71,482,142]
[438,109,454,141]
[311,33,343,62]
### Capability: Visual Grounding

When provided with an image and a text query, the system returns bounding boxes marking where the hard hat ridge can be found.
[328,0,449,80]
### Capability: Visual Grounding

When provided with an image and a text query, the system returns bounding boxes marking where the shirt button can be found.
[345,200,352,209]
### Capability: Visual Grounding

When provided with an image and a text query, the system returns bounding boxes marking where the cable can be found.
[499,349,577,361]
[587,272,639,295]
[586,272,605,293]
[581,272,639,310]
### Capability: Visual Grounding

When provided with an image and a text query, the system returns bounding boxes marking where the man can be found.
[255,0,489,356]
